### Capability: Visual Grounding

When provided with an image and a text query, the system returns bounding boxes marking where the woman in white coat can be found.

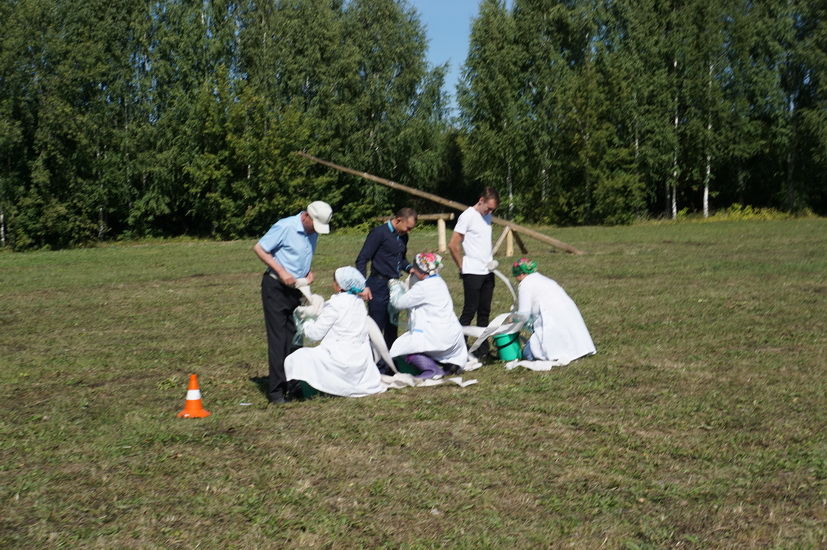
[512,257,596,366]
[388,253,468,377]
[284,267,385,397]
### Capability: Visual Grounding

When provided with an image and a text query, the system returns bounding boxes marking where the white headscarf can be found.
[334,266,366,294]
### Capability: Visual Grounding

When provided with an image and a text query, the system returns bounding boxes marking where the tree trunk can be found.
[671,58,679,219]
[1,210,5,247]
[704,62,712,218]
[541,167,548,201]
[507,159,513,219]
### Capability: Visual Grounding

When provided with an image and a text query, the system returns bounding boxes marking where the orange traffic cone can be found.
[177,374,211,418]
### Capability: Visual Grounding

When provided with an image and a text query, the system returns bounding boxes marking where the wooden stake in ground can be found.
[295,152,585,255]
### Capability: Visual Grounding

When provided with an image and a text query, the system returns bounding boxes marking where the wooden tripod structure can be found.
[295,151,586,255]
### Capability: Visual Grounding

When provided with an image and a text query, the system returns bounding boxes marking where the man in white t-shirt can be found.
[448,187,500,358]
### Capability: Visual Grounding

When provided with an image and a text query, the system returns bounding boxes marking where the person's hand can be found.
[305,271,315,285]
[296,294,324,320]
[292,277,309,289]
[486,259,499,272]
[280,272,297,287]
[307,294,324,316]
[359,287,373,301]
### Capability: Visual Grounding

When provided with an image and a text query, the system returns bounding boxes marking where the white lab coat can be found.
[389,275,468,367]
[517,272,595,365]
[285,292,385,397]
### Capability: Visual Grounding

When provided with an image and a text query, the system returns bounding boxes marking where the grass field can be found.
[1,219,825,548]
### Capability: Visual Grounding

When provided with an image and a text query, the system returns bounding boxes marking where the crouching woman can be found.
[388,253,468,378]
[284,267,385,397]
[511,257,596,366]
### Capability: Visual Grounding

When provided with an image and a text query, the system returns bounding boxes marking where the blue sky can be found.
[413,0,512,114]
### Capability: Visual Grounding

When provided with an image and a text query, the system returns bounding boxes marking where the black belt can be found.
[369,273,395,280]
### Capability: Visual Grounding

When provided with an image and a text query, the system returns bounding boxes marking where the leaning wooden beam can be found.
[512,228,528,254]
[491,226,511,256]
[377,213,455,252]
[295,151,585,255]
[376,213,455,221]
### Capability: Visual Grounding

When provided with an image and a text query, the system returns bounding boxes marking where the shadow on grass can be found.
[249,375,325,402]
[248,376,269,400]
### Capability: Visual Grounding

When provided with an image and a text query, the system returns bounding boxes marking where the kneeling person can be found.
[388,253,468,378]
[284,267,385,397]
[511,257,596,365]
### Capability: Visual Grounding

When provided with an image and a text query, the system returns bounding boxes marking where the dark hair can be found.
[395,207,418,221]
[480,187,500,204]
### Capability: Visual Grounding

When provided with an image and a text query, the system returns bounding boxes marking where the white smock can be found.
[389,275,468,367]
[285,292,385,397]
[517,272,596,365]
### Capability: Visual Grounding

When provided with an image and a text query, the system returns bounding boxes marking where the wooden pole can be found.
[513,229,528,254]
[492,226,510,256]
[506,229,514,257]
[295,151,585,255]
[376,213,454,222]
[437,218,447,252]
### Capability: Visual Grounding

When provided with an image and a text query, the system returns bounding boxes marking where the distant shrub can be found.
[639,204,816,226]
[707,203,802,221]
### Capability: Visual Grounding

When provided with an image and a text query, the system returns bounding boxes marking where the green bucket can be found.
[394,357,420,376]
[492,332,522,361]
[299,381,319,399]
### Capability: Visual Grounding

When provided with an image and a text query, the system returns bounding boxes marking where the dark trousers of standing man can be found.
[261,273,302,402]
[459,272,495,357]
[366,274,397,373]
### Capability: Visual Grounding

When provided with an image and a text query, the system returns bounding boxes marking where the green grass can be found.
[1,219,825,548]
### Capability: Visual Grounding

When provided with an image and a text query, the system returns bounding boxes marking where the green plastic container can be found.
[299,381,319,399]
[493,332,522,361]
[394,357,420,376]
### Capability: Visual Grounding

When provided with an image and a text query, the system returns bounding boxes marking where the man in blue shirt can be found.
[253,200,332,404]
[356,207,417,367]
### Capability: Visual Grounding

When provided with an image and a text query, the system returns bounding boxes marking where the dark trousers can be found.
[366,274,398,351]
[261,274,302,402]
[459,272,495,356]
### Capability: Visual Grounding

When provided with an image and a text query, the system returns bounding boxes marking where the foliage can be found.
[459,0,827,225]
[1,0,826,249]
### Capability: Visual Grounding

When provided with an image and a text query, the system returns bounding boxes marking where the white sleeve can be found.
[390,280,428,310]
[453,209,470,236]
[302,301,338,342]
[516,281,533,319]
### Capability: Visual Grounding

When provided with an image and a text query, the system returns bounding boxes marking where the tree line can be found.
[1,0,824,250]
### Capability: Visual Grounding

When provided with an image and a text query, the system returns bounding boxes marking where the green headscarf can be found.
[511,257,537,277]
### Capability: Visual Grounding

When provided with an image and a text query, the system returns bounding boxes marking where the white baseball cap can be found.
[306,201,332,234]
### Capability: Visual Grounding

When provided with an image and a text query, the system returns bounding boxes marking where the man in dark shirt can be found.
[356,207,418,362]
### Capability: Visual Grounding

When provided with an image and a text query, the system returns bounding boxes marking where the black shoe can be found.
[441,363,464,375]
[285,380,304,401]
[376,360,395,376]
[268,390,287,404]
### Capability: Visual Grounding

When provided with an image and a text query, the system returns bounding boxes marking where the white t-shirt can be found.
[454,206,493,275]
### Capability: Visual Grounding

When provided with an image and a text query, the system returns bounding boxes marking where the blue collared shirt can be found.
[258,212,318,278]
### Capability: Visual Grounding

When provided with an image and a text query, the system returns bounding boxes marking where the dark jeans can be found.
[459,272,495,356]
[261,274,302,402]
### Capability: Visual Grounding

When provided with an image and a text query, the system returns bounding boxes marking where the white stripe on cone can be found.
[186,389,202,400]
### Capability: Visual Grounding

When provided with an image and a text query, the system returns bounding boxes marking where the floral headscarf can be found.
[511,257,537,277]
[415,252,443,276]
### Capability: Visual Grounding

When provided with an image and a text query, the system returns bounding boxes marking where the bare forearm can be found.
[253,243,294,283]
[448,234,463,270]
